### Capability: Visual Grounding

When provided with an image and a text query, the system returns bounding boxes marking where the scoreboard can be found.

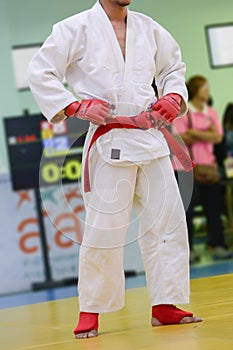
[4,113,89,190]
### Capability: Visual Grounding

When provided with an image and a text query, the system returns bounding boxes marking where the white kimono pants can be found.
[78,152,190,313]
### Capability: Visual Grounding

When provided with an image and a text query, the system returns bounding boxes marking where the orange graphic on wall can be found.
[17,191,32,208]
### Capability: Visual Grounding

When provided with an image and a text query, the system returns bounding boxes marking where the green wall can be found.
[1,0,233,172]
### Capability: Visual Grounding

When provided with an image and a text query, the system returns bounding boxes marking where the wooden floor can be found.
[1,274,233,350]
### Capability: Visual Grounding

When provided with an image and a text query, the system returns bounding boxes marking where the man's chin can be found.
[117,0,131,7]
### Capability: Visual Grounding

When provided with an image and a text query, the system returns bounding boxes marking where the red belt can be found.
[83,120,194,193]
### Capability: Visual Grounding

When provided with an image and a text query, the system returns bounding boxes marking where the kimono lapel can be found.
[92,1,135,103]
[93,1,125,70]
[122,11,135,101]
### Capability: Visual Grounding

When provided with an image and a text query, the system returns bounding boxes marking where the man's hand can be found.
[151,93,182,124]
[65,99,111,125]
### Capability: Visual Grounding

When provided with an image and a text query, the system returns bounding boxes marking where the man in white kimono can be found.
[28,0,202,339]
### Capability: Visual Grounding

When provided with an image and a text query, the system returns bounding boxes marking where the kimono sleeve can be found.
[153,25,188,117]
[28,22,83,122]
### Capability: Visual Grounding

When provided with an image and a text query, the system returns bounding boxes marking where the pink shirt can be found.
[172,105,223,169]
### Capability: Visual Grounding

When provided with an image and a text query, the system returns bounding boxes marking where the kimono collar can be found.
[95,0,129,18]
[92,0,135,104]
[92,0,135,70]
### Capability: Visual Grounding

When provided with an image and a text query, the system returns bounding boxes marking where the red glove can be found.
[151,93,182,123]
[131,111,163,129]
[106,110,162,130]
[130,111,155,129]
[65,99,110,125]
[65,101,81,117]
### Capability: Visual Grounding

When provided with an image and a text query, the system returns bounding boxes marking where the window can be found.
[205,23,233,68]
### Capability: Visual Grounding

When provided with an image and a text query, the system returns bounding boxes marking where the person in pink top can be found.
[173,75,232,262]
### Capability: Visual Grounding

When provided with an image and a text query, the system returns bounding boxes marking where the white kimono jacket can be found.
[28,0,188,163]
